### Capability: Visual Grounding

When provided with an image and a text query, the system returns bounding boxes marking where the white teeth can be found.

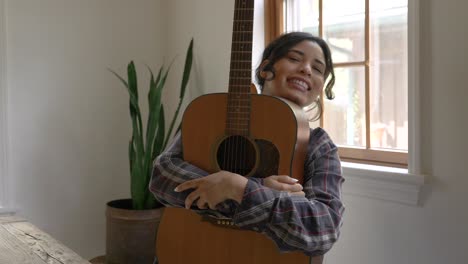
[290,79,308,90]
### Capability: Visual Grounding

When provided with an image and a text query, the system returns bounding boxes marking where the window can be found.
[269,0,409,167]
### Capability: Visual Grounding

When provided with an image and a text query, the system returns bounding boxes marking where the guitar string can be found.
[238,0,247,175]
[236,0,242,175]
[244,0,253,176]
[226,0,239,172]
[236,0,244,175]
[230,0,238,174]
[240,0,252,176]
[226,0,253,175]
[242,0,249,176]
[228,0,240,174]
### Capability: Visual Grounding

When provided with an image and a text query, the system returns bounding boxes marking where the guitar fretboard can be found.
[226,0,254,136]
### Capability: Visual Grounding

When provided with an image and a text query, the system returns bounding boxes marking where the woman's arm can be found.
[232,128,345,256]
[149,132,236,217]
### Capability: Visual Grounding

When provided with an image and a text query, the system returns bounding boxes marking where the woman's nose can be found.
[300,64,312,76]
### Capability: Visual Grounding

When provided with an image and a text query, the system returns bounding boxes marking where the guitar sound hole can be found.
[216,135,256,176]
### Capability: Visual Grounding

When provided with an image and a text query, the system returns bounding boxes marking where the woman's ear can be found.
[259,59,270,71]
[259,60,272,79]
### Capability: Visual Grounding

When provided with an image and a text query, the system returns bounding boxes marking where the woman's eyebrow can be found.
[288,49,304,56]
[288,49,325,66]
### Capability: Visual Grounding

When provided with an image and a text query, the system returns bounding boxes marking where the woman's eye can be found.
[288,56,300,62]
[313,67,323,74]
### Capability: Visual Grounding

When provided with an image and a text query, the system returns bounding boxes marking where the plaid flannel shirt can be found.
[149,127,344,256]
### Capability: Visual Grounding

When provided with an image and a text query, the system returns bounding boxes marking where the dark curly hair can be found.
[255,32,336,120]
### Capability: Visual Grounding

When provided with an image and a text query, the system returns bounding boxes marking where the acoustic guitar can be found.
[156,0,319,263]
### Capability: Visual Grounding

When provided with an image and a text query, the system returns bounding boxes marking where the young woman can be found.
[150,32,344,257]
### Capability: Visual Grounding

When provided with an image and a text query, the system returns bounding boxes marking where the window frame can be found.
[268,0,410,168]
[263,0,424,205]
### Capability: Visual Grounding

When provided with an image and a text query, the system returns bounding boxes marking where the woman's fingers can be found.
[290,191,306,197]
[289,183,303,192]
[264,175,303,192]
[196,196,208,209]
[184,189,200,209]
[275,175,299,184]
[174,179,199,192]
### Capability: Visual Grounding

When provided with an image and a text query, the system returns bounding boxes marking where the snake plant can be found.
[110,39,193,210]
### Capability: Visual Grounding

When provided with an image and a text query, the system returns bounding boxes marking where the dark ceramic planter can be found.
[106,199,164,264]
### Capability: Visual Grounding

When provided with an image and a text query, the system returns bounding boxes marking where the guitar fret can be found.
[226,117,250,121]
[231,44,252,52]
[227,122,249,126]
[229,77,251,80]
[225,0,254,134]
[227,126,249,130]
[228,87,251,91]
[234,10,254,20]
[233,23,254,32]
[226,130,249,136]
[228,111,250,114]
[230,55,252,61]
[231,51,252,54]
[229,82,250,86]
[227,99,251,102]
[229,80,251,85]
[228,91,251,94]
[232,30,253,33]
[232,32,253,40]
[227,105,250,111]
[236,0,254,8]
[229,97,250,102]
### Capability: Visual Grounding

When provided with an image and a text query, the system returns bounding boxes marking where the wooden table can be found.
[0,214,91,264]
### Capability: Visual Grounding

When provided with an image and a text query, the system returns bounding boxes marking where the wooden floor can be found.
[0,214,91,264]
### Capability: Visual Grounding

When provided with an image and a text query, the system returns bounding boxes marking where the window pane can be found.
[323,0,365,63]
[324,66,366,147]
[369,0,408,150]
[284,0,319,35]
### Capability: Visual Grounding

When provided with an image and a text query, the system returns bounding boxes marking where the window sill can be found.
[341,162,425,205]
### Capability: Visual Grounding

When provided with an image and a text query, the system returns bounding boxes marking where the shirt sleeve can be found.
[149,132,235,218]
[232,128,345,256]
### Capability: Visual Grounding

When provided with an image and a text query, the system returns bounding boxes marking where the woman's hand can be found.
[175,171,248,210]
[263,175,305,196]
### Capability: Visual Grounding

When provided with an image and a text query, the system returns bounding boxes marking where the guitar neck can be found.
[226,0,254,135]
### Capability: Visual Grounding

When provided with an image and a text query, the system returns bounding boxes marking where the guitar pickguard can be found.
[253,139,279,178]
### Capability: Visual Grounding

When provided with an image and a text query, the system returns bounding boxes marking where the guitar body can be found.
[181,93,310,180]
[156,93,312,264]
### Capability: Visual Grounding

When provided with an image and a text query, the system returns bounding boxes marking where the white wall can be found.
[5,0,163,259]
[4,0,468,262]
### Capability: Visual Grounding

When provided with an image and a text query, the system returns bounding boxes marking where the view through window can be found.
[284,0,408,166]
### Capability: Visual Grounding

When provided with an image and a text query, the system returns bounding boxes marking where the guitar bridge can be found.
[201,216,239,230]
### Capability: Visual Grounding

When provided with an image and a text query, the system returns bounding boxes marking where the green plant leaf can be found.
[163,39,194,149]
[110,39,194,210]
[127,61,139,100]
[128,139,135,175]
[109,69,139,111]
[152,106,165,160]
[142,68,165,194]
[179,38,194,99]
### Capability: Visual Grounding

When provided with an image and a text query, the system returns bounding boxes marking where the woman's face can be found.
[262,40,326,107]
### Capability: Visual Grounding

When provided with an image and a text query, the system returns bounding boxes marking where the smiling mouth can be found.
[288,78,310,92]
